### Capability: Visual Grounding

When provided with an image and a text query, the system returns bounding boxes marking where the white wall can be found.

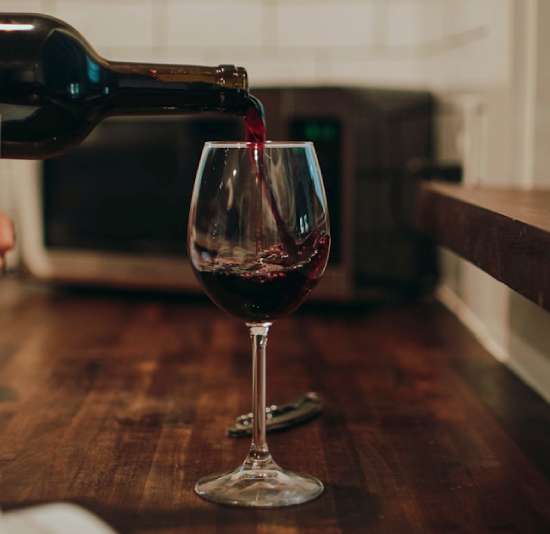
[0,0,516,88]
[1,0,549,399]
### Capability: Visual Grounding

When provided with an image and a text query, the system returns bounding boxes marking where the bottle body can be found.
[0,13,249,159]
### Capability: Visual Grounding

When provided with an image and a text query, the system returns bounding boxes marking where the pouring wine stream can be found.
[244,96,300,259]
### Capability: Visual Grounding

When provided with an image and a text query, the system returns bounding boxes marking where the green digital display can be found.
[290,117,341,264]
[303,122,339,141]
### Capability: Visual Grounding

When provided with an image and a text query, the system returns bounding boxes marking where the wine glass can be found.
[188,141,330,507]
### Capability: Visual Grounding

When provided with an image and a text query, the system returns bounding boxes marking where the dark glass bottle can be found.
[0,13,249,159]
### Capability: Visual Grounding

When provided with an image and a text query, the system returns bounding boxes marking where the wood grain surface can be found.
[1,278,550,533]
[416,182,550,311]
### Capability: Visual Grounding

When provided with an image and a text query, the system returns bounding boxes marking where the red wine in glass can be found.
[196,233,330,322]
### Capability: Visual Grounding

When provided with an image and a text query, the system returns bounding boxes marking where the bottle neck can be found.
[110,63,247,88]
[103,62,250,116]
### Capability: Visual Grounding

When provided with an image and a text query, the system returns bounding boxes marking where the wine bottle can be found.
[0,13,249,159]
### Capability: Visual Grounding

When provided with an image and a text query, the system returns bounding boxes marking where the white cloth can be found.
[0,504,116,534]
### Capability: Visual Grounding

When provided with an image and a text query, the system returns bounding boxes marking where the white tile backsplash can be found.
[54,0,154,52]
[386,0,450,48]
[0,0,45,11]
[239,56,319,87]
[437,39,504,88]
[98,46,157,63]
[276,2,377,48]
[318,56,423,88]
[447,0,506,37]
[160,1,264,49]
[149,48,212,67]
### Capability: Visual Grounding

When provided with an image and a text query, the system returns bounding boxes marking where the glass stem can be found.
[245,322,272,467]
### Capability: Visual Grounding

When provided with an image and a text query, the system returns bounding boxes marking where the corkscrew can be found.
[227,392,322,437]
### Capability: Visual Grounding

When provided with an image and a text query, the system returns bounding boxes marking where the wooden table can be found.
[416,182,550,311]
[1,278,550,533]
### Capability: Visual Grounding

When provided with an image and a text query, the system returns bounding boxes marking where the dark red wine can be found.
[0,13,249,159]
[242,95,300,257]
[244,96,266,144]
[195,233,330,321]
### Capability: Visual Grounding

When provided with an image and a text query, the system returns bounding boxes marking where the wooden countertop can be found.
[1,278,550,533]
[416,182,550,311]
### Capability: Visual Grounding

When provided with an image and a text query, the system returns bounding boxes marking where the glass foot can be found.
[194,458,324,507]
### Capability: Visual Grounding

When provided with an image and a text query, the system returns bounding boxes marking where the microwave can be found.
[15,87,436,300]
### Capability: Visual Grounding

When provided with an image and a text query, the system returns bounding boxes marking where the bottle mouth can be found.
[236,66,248,91]
[217,65,248,91]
